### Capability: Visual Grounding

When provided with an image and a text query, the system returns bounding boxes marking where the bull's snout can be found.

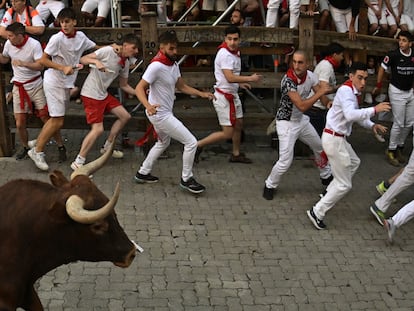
[113,246,136,268]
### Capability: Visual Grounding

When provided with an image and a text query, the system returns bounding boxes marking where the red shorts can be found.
[81,94,121,124]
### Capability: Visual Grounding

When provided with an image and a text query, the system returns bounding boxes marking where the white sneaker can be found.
[28,148,49,171]
[100,147,124,159]
[384,218,396,243]
[28,139,37,149]
[70,161,83,170]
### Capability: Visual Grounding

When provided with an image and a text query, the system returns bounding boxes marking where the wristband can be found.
[376,82,382,89]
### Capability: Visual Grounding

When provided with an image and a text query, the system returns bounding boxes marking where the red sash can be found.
[343,79,361,105]
[286,68,307,85]
[216,88,236,126]
[325,55,340,69]
[151,51,174,66]
[13,75,41,112]
[217,42,240,57]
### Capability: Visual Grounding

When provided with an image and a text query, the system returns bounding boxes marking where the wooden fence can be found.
[0,14,398,156]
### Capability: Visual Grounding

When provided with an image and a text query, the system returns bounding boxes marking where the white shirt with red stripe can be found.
[2,36,43,90]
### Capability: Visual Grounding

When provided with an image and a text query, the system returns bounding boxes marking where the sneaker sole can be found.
[370,206,384,226]
[307,210,325,230]
[376,184,386,196]
[133,176,159,184]
[180,184,205,194]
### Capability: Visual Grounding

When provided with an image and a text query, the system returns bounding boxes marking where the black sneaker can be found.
[321,175,333,186]
[134,173,159,183]
[180,177,205,194]
[194,147,203,163]
[307,208,326,230]
[15,147,29,160]
[58,145,67,163]
[263,186,275,200]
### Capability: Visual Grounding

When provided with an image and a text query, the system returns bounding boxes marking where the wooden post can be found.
[298,14,314,64]
[0,69,13,157]
[140,11,159,66]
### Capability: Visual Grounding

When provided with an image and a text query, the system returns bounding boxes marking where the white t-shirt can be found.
[292,70,319,121]
[142,61,181,118]
[0,7,44,28]
[43,31,95,88]
[311,59,336,109]
[81,46,129,100]
[214,47,240,94]
[2,36,43,89]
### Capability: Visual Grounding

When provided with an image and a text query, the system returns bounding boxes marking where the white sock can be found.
[75,155,86,165]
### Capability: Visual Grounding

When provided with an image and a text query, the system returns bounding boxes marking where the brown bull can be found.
[0,144,137,311]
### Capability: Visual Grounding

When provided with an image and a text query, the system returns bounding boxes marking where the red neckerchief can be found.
[151,50,175,66]
[216,88,236,127]
[325,55,340,69]
[217,42,240,57]
[14,35,29,49]
[60,29,77,38]
[286,68,307,85]
[343,79,362,105]
[118,55,127,68]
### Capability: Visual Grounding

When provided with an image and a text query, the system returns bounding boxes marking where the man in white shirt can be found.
[308,62,390,230]
[70,34,140,170]
[0,22,64,160]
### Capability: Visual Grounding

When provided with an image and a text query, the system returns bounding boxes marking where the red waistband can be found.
[323,128,344,137]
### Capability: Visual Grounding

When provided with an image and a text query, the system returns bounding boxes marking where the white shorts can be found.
[12,84,47,114]
[44,84,70,117]
[401,14,414,32]
[81,0,110,18]
[367,5,387,25]
[36,0,65,21]
[202,0,228,11]
[329,5,358,33]
[213,91,243,126]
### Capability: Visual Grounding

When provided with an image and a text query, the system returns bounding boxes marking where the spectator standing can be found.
[307,62,390,230]
[372,31,414,167]
[266,0,301,29]
[0,22,64,160]
[400,0,414,33]
[133,30,215,194]
[262,50,332,201]
[81,0,110,27]
[365,0,388,36]
[328,0,359,40]
[0,0,45,39]
[35,0,65,27]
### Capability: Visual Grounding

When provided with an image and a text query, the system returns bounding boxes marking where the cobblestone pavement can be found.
[2,127,414,311]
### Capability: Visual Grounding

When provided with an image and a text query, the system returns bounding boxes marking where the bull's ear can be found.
[50,170,69,187]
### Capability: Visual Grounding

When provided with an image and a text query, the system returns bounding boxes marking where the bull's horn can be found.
[66,182,120,224]
[70,141,115,180]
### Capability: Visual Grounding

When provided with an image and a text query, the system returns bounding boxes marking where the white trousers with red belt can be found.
[313,132,360,220]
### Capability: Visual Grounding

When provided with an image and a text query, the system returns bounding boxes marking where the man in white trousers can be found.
[308,62,391,230]
[263,50,332,201]
[133,30,215,194]
[370,148,414,231]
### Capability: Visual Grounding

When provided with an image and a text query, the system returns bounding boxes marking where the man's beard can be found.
[166,53,177,62]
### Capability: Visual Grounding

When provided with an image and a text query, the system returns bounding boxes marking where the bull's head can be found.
[47,142,136,268]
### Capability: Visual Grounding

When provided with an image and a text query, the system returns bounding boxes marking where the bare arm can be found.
[40,51,74,75]
[222,69,262,84]
[289,83,330,112]
[12,58,43,71]
[24,25,45,36]
[0,54,10,64]
[135,78,159,116]
[176,77,215,100]
[119,76,136,97]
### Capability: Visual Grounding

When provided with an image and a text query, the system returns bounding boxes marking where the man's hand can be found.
[62,65,74,75]
[249,73,262,82]
[146,104,160,116]
[375,101,391,113]
[373,123,388,136]
[200,92,216,101]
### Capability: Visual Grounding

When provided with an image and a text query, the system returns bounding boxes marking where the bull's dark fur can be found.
[0,171,135,311]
